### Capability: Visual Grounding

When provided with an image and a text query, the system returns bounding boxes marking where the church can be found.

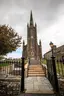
[22,11,42,64]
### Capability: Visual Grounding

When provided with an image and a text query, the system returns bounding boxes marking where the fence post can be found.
[21,57,24,92]
[52,56,60,95]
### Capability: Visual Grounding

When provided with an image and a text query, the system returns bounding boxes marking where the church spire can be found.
[30,10,33,26]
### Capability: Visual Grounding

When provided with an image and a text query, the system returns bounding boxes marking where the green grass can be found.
[42,59,47,64]
[56,62,64,76]
[0,63,9,67]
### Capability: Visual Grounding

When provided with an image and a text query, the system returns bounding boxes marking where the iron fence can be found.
[56,59,64,77]
[0,58,25,96]
[47,58,64,96]
[47,59,56,91]
[0,60,22,77]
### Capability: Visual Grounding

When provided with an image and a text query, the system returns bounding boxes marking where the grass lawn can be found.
[56,62,64,76]
[42,59,47,64]
[0,63,9,67]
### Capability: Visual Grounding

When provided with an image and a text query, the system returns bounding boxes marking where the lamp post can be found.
[49,42,59,95]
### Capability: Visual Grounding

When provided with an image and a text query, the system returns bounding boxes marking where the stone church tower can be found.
[22,11,42,64]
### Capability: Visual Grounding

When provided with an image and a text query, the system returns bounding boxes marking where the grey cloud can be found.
[0,0,64,54]
[0,0,64,24]
[6,13,26,26]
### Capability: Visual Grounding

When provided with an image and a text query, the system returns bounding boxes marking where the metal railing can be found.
[47,58,64,96]
[56,59,64,77]
[0,60,22,77]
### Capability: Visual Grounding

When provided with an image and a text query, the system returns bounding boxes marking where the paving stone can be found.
[24,77,54,94]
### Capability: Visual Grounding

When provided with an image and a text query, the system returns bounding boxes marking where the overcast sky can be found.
[0,0,64,58]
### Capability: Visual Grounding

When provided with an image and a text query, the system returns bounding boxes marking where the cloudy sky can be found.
[0,0,64,58]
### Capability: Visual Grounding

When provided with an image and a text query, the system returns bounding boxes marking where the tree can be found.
[0,25,22,55]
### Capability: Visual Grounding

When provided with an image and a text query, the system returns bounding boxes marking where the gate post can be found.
[21,57,24,92]
[52,56,59,94]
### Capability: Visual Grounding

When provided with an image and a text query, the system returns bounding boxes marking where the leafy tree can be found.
[0,25,22,55]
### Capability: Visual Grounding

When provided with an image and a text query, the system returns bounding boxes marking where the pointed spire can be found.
[39,40,41,45]
[30,10,33,25]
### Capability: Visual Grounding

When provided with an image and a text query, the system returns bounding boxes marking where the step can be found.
[29,67,43,68]
[28,72,45,74]
[29,65,42,66]
[28,73,45,75]
[28,70,45,73]
[28,74,45,76]
[28,72,44,74]
[28,74,45,77]
[28,70,44,72]
[29,69,44,71]
[29,65,42,67]
[29,66,43,68]
[30,67,42,68]
[29,69,43,70]
[28,69,43,71]
[28,70,44,73]
[29,68,43,69]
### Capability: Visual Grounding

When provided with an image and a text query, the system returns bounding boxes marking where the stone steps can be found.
[28,64,45,77]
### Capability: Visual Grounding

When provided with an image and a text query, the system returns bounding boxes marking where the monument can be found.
[22,11,42,64]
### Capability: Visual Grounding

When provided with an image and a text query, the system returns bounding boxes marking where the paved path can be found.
[25,77,54,94]
[0,75,56,96]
